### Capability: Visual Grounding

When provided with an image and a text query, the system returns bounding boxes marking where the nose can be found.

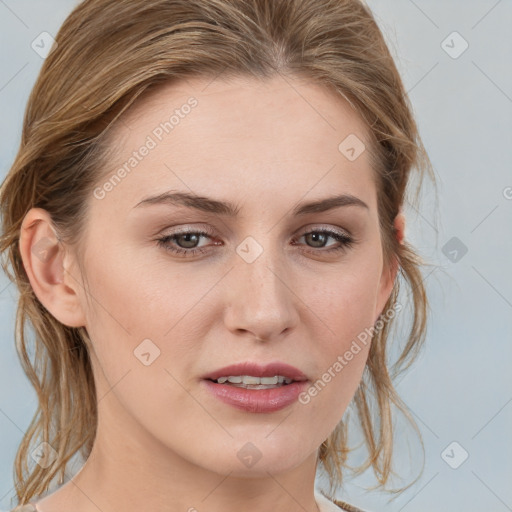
[223,245,300,342]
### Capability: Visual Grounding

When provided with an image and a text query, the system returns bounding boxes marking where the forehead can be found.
[95,74,377,215]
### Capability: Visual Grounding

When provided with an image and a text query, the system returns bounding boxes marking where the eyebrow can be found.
[133,191,369,216]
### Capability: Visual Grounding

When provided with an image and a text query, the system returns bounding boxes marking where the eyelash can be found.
[156,227,355,258]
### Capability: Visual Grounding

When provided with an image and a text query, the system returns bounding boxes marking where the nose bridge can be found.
[224,235,298,339]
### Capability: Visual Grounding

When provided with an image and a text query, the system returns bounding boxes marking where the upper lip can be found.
[202,361,308,382]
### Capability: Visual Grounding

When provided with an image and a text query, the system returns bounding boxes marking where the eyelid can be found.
[160,224,217,236]
[295,224,352,238]
[160,222,352,236]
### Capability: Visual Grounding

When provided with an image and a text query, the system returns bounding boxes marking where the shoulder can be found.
[315,489,370,512]
[9,505,37,512]
[332,497,371,512]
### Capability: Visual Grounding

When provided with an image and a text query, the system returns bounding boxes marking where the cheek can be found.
[78,245,212,394]
[310,261,381,344]
[77,251,160,378]
[297,259,381,413]
[80,245,180,339]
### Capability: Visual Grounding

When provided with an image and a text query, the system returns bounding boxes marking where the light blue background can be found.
[1,1,511,511]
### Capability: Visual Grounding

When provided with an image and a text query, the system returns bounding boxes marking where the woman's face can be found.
[65,74,398,476]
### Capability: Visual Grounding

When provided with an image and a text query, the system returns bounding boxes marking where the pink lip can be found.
[200,361,309,413]
[201,380,309,413]
[201,361,308,382]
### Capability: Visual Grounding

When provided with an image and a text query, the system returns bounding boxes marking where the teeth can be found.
[215,375,293,385]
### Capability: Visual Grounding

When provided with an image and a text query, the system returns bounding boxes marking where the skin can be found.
[19,74,405,512]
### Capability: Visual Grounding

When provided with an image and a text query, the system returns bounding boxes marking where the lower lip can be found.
[202,379,309,413]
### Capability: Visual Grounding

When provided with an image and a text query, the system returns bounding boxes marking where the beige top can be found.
[315,489,369,512]
[11,490,368,512]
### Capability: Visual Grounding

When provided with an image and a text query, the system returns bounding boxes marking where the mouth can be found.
[201,360,308,386]
[200,361,309,413]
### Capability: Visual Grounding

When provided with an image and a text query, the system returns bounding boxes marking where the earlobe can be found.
[375,259,397,325]
[394,211,406,245]
[19,208,86,328]
[388,210,405,282]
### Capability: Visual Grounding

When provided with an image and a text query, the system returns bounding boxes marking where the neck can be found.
[37,388,321,512]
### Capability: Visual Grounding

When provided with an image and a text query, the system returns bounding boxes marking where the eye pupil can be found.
[178,233,200,248]
[306,232,327,248]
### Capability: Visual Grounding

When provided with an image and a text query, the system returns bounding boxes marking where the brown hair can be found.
[0,0,435,505]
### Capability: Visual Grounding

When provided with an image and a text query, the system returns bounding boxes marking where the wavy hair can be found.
[0,0,435,505]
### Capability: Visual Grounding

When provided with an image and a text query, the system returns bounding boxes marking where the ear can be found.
[18,208,87,328]
[374,211,405,323]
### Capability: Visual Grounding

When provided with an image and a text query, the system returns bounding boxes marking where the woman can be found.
[0,0,434,511]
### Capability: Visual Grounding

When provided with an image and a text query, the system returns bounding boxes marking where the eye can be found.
[156,226,355,258]
[156,227,218,258]
[292,228,355,254]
